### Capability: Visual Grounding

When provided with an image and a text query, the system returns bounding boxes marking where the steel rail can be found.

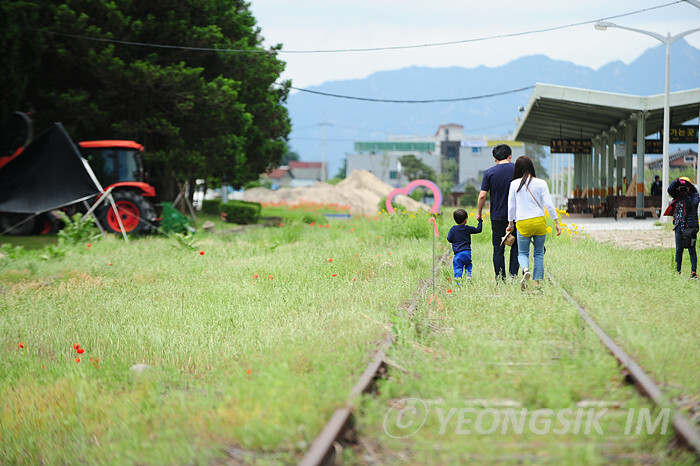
[300,250,450,466]
[548,272,700,457]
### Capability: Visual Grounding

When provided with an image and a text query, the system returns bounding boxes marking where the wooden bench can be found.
[567,198,589,214]
[607,196,661,219]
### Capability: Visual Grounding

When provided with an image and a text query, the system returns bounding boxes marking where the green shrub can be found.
[56,212,101,245]
[201,199,221,215]
[301,212,326,224]
[379,211,432,239]
[220,201,261,224]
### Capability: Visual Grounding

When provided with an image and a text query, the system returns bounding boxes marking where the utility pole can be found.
[320,117,327,182]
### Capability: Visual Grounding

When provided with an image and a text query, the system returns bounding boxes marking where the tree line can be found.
[0,0,291,200]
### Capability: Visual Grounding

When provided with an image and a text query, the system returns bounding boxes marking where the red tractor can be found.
[0,113,159,235]
[78,140,158,234]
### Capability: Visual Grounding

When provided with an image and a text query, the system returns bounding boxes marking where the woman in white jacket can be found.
[506,156,562,290]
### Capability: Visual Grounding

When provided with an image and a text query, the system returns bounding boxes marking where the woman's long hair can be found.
[513,156,536,192]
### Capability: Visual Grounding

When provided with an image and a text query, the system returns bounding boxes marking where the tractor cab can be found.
[79,140,145,187]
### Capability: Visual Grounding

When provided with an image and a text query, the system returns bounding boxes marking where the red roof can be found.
[268,168,289,179]
[289,161,322,169]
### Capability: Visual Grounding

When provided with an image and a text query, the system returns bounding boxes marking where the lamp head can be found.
[594,21,613,31]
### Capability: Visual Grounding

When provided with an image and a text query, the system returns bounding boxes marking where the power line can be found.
[287,85,534,103]
[30,2,682,55]
[277,1,683,53]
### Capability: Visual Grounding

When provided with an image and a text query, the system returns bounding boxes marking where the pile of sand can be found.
[243,170,428,215]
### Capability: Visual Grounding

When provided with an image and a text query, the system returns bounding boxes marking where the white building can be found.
[346,123,525,188]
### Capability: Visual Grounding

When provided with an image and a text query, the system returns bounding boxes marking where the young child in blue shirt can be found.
[447,208,483,282]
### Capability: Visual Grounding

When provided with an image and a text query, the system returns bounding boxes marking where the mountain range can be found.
[285,39,700,176]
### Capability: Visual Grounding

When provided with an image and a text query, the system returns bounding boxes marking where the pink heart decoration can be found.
[385,179,442,214]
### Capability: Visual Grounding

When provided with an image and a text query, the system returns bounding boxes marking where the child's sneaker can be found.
[691,272,698,281]
[521,268,531,291]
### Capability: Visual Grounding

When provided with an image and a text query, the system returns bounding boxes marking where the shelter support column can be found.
[616,150,624,196]
[585,149,593,199]
[574,153,583,197]
[636,112,646,219]
[594,136,603,205]
[567,153,573,200]
[625,120,635,193]
[607,130,616,197]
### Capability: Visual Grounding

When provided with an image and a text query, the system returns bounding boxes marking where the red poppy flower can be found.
[267,275,273,280]
[86,243,91,249]
[309,221,315,227]
[328,258,333,262]
[76,348,85,354]
[109,262,113,266]
[246,369,252,374]
[18,342,24,348]
[332,273,338,277]
[447,289,453,294]
[75,358,81,363]
[279,222,284,227]
[253,274,259,279]
[199,250,205,255]
[352,278,356,281]
[73,343,80,350]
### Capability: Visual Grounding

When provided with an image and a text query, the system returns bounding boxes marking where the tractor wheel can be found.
[99,191,155,235]
[0,213,36,235]
[32,212,62,235]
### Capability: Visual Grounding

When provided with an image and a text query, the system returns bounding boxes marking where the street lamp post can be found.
[595,21,700,221]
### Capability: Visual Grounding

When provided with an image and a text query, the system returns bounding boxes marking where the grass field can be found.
[1,206,698,464]
[356,226,699,464]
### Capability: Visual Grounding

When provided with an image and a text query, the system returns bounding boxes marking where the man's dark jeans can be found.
[491,219,519,279]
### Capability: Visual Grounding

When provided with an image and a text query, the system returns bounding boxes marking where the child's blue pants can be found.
[453,250,473,279]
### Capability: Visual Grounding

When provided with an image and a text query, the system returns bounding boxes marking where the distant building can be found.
[646,149,698,171]
[266,161,327,188]
[346,123,525,188]
[347,140,438,186]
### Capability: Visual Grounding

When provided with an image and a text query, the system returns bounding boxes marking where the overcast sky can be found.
[249,0,700,89]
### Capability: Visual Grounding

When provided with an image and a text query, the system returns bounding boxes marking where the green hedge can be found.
[201,199,221,215]
[219,201,262,224]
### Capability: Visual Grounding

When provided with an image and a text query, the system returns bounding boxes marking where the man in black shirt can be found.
[477,144,519,282]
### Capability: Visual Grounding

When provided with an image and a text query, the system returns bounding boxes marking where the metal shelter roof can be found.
[514,83,700,146]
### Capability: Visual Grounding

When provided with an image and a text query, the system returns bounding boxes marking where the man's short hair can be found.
[492,144,512,161]
[453,209,468,224]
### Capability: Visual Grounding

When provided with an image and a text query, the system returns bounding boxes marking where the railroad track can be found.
[300,249,451,466]
[300,264,700,465]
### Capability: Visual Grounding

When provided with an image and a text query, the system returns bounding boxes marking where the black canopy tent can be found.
[0,123,100,213]
[0,123,129,239]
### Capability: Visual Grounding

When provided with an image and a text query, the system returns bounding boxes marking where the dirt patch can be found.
[244,170,428,215]
[583,229,675,250]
